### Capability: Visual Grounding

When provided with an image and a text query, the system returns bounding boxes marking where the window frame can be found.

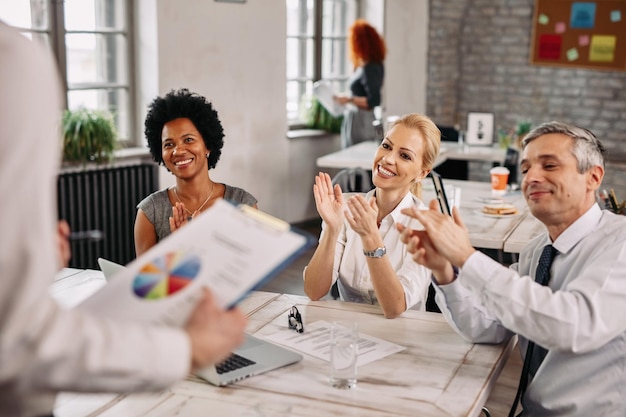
[286,0,358,129]
[3,0,136,145]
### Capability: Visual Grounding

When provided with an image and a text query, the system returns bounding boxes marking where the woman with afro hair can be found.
[134,88,257,256]
[334,19,386,148]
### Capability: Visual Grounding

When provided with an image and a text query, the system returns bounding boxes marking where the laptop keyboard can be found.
[216,353,256,374]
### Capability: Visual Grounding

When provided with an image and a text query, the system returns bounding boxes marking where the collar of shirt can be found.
[549,203,602,255]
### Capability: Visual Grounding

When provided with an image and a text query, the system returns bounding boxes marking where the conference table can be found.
[316,140,506,170]
[52,271,515,417]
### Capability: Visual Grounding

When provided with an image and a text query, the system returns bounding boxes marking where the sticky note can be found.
[589,35,616,62]
[610,10,622,22]
[567,48,579,61]
[538,34,562,60]
[579,35,590,46]
[555,22,567,33]
[538,14,549,25]
[570,3,597,29]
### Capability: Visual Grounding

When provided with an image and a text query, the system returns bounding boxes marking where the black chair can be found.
[329,167,374,299]
[503,147,520,185]
[436,125,469,180]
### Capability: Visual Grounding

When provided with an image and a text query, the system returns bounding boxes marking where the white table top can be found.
[54,291,515,417]
[421,179,537,251]
[316,141,506,170]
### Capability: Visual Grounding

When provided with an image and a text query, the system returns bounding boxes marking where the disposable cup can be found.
[490,166,510,196]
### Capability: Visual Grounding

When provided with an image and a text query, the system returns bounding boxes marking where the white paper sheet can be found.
[265,320,405,366]
[313,80,346,117]
[76,200,312,327]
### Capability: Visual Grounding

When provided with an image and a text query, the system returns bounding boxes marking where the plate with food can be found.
[477,202,520,218]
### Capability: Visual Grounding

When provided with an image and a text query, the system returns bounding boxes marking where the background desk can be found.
[54,292,514,417]
[316,141,506,170]
[421,180,541,253]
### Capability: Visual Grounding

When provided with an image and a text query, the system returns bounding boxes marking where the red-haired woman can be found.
[334,19,386,148]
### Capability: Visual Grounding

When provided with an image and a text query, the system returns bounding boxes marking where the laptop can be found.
[196,334,303,386]
[97,257,125,280]
[96,257,303,386]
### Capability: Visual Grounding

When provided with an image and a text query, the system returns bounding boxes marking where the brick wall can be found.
[427,0,626,198]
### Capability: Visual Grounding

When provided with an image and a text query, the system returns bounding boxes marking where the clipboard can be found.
[77,200,315,327]
[313,80,346,117]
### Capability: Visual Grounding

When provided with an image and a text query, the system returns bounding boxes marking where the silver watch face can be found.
[365,247,386,257]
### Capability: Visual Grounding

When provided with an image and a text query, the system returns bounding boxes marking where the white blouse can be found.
[316,190,431,311]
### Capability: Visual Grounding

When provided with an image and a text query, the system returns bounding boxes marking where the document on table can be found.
[265,320,405,366]
[76,200,314,327]
[313,80,346,117]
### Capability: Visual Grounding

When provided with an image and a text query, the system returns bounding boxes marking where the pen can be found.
[69,230,104,241]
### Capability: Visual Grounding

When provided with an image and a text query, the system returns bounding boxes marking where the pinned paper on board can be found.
[539,34,562,60]
[570,2,597,29]
[538,13,550,25]
[579,35,590,46]
[589,35,616,62]
[610,10,622,22]
[567,48,579,61]
[555,22,567,34]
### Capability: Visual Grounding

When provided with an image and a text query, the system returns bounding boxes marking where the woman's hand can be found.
[313,172,344,231]
[333,95,351,105]
[345,194,379,237]
[169,202,189,233]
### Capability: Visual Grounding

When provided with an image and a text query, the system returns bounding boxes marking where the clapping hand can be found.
[313,172,345,231]
[169,201,190,233]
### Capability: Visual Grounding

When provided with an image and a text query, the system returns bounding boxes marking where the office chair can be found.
[436,125,469,180]
[503,147,520,185]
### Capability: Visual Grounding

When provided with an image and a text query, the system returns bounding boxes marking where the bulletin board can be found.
[530,0,626,71]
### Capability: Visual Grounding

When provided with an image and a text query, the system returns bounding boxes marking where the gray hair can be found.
[521,121,606,172]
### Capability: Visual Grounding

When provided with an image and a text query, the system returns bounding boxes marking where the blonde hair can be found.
[387,114,441,198]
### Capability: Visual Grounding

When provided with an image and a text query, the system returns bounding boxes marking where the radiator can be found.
[57,163,158,269]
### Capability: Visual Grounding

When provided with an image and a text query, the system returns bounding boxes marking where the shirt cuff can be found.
[151,327,191,386]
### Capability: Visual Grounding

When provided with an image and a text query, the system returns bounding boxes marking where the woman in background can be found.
[134,88,257,256]
[303,114,441,318]
[334,19,386,148]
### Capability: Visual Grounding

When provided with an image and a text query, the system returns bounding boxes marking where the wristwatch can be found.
[363,246,386,258]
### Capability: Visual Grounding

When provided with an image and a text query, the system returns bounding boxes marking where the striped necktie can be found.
[508,244,558,417]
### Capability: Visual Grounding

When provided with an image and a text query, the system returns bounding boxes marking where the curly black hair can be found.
[144,88,224,169]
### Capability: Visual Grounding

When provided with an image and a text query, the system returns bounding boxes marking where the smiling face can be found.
[372,124,429,193]
[161,117,210,179]
[521,133,603,235]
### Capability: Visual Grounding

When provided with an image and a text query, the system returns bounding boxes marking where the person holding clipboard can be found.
[0,22,247,417]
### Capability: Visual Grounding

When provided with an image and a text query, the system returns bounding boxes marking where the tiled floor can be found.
[260,217,521,416]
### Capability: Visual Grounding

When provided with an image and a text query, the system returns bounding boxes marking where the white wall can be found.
[144,0,428,223]
[383,0,429,119]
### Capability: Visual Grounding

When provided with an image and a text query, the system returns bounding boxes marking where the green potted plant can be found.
[62,107,118,164]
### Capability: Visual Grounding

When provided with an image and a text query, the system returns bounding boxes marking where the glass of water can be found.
[329,321,358,389]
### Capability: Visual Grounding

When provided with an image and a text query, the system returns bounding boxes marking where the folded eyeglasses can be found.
[287,305,304,333]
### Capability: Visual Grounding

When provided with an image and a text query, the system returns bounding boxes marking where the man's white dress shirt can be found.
[436,204,626,416]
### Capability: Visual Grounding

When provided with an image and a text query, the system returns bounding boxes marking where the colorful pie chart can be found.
[132,251,201,299]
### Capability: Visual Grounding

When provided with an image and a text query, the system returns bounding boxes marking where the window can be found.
[1,0,134,143]
[286,0,358,125]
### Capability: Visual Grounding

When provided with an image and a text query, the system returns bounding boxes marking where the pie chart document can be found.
[77,200,315,327]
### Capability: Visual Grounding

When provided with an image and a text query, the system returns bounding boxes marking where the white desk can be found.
[316,141,506,170]
[54,291,515,417]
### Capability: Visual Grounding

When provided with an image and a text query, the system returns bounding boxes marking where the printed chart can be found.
[133,252,201,299]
